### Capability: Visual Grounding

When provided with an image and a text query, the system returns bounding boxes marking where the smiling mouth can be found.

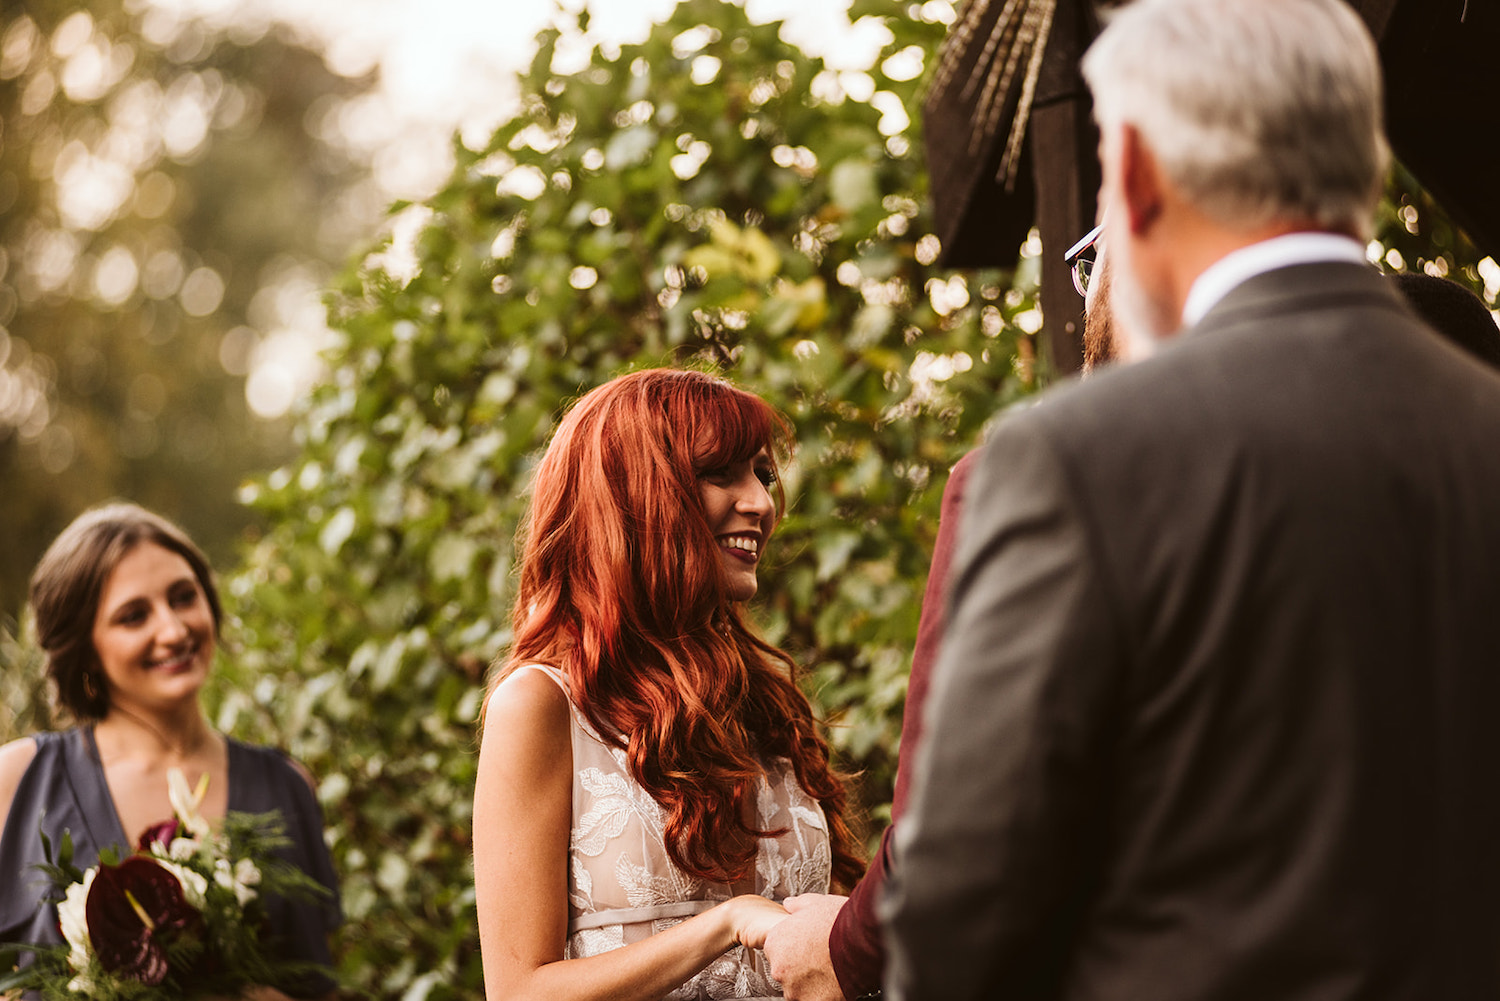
[148,646,200,671]
[718,534,760,564]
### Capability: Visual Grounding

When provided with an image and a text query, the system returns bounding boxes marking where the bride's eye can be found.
[697,466,733,483]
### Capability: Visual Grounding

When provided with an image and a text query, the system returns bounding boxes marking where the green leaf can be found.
[604,125,658,170]
[829,159,880,213]
[815,531,862,582]
[319,507,358,556]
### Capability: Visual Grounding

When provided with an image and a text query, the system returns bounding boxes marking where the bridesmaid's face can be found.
[91,542,216,715]
[696,447,777,602]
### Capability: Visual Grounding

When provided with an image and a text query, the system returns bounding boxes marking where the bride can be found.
[473,369,864,1000]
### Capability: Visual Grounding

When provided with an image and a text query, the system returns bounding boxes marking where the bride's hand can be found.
[726,894,790,950]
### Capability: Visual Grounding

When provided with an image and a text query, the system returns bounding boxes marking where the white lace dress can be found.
[518,664,833,1000]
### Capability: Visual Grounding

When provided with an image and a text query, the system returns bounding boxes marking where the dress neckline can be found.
[73,726,243,853]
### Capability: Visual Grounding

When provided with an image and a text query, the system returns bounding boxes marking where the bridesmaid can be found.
[474,369,864,1000]
[0,503,340,999]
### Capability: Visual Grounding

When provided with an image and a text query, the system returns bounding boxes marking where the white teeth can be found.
[721,536,759,555]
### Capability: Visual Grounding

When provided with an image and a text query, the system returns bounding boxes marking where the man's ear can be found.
[1118,123,1165,237]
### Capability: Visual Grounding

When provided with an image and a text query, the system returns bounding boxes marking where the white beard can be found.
[1108,234,1179,362]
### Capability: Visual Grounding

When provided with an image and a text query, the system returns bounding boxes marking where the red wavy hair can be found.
[496,369,863,889]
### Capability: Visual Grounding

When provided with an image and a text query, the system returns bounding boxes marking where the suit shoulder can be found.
[986,362,1168,451]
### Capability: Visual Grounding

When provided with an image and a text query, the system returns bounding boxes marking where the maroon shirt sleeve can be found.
[827,449,979,998]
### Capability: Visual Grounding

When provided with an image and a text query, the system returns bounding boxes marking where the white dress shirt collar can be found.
[1181,232,1370,328]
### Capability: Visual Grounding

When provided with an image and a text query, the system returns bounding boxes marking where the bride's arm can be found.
[474,669,786,1001]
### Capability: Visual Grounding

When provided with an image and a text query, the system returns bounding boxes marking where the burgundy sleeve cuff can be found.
[829,825,896,998]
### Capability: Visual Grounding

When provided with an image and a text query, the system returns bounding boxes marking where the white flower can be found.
[235,858,261,890]
[57,867,96,972]
[214,856,260,907]
[167,767,213,839]
[168,836,202,862]
[159,859,210,910]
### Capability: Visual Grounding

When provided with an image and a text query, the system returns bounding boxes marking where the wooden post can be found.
[1030,0,1100,377]
[1031,103,1097,376]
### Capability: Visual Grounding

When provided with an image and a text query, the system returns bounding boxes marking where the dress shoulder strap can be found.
[508,662,569,693]
[499,664,619,749]
[494,663,580,718]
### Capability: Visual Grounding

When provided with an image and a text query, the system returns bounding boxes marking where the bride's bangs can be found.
[687,384,789,470]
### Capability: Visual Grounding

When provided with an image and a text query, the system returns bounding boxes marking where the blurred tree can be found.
[0,621,48,742]
[219,0,1031,995]
[0,0,376,617]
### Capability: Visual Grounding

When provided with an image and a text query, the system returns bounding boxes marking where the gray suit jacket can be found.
[883,262,1500,1001]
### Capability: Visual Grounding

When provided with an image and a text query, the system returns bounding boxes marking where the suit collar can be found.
[1193,259,1401,337]
[1182,233,1369,327]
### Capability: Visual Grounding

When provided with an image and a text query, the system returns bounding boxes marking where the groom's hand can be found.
[763,893,849,1001]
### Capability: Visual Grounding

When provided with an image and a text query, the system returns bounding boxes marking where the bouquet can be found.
[1,769,330,1000]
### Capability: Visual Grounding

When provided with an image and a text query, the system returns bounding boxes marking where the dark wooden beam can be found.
[1031,100,1096,376]
[1030,0,1101,377]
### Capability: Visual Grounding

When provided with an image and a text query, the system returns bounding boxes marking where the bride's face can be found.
[696,447,777,602]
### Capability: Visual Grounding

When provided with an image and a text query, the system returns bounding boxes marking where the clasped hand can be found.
[761,893,850,1001]
[727,892,792,950]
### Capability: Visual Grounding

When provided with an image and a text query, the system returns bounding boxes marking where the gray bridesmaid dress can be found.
[0,728,341,997]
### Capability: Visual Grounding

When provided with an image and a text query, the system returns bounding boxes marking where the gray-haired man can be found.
[883,1,1500,999]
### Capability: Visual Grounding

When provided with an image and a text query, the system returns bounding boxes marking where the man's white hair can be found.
[1082,0,1389,239]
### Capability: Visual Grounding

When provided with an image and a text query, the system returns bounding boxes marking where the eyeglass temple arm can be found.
[1064,222,1105,264]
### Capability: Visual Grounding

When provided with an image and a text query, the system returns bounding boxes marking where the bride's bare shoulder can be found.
[482,666,571,749]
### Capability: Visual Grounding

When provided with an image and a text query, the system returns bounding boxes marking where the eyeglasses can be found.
[1064,223,1104,297]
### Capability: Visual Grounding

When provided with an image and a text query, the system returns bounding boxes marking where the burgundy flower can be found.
[136,818,181,852]
[85,856,203,984]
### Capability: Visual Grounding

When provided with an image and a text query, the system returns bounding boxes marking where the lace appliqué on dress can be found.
[549,666,832,1000]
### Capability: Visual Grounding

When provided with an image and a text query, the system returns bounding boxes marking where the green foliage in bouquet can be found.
[216,1,1038,997]
[1,808,330,1000]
